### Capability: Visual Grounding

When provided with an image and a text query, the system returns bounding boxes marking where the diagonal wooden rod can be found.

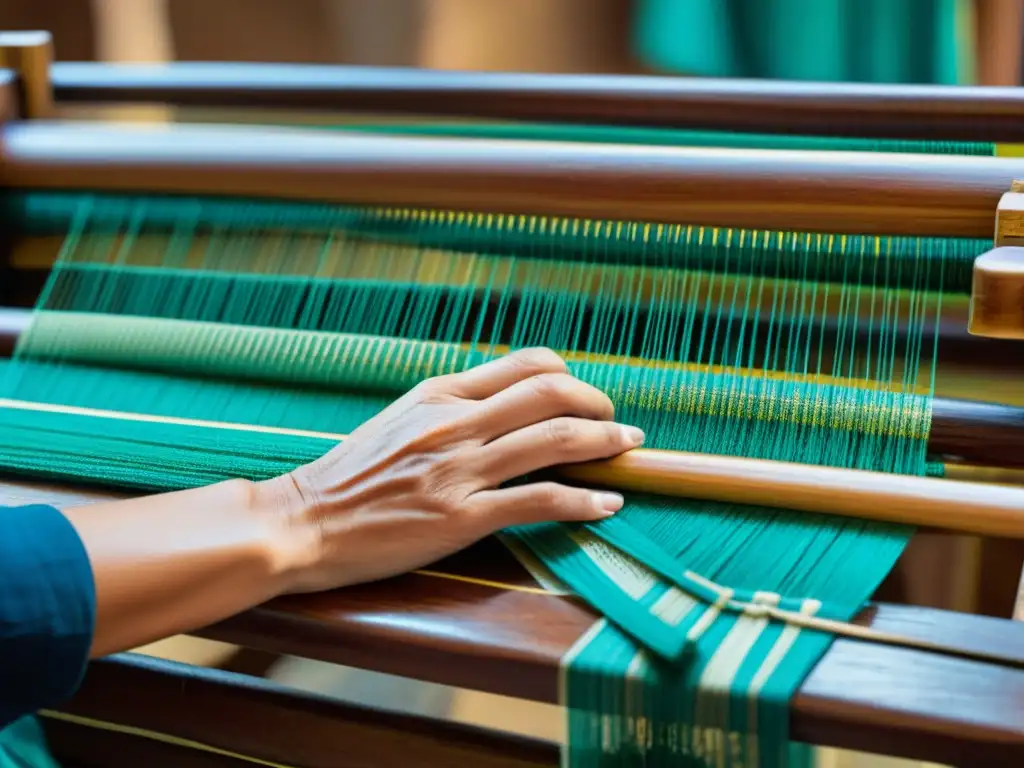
[0,396,1021,539]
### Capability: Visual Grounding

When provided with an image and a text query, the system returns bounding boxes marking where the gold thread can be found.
[38,710,297,768]
[413,568,1024,672]
[412,569,558,596]
[0,397,347,442]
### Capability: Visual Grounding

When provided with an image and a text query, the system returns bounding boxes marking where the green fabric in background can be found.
[634,0,971,84]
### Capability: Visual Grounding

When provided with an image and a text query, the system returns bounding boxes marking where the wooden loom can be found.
[4,32,1024,768]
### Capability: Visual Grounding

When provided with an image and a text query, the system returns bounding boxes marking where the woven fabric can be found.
[634,0,969,84]
[0,191,964,766]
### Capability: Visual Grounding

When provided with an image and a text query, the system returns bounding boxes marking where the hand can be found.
[256,348,644,593]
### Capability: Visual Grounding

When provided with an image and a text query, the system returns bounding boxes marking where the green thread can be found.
[2,191,954,767]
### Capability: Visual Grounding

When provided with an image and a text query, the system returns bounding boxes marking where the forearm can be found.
[62,478,299,658]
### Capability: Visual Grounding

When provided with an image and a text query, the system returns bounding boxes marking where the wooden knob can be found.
[968,247,1024,339]
[0,31,53,119]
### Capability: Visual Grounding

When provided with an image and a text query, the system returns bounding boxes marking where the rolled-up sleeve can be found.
[0,504,96,728]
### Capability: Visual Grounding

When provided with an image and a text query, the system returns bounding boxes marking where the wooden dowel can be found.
[0,390,1019,536]
[930,397,1024,469]
[3,121,1024,238]
[559,450,1024,538]
[46,62,1024,142]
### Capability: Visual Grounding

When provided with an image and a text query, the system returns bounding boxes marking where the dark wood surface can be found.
[0,69,18,123]
[3,479,1024,765]
[45,652,557,768]
[187,554,1024,767]
[45,62,1024,142]
[5,121,1024,238]
[929,398,1024,469]
[44,720,254,768]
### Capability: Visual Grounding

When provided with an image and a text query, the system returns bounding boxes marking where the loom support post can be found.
[0,31,53,120]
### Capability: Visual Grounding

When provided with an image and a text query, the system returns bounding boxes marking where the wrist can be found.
[64,478,316,656]
[246,474,323,595]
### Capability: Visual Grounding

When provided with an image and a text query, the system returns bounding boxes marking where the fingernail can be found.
[594,491,624,515]
[622,425,645,446]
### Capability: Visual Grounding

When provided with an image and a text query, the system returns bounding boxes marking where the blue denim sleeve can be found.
[0,505,96,729]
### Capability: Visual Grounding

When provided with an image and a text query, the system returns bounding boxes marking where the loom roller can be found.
[1,33,1024,540]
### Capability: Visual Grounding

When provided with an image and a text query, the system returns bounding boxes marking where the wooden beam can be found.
[45,61,1024,142]
[45,652,556,768]
[2,479,1024,765]
[4,121,1024,237]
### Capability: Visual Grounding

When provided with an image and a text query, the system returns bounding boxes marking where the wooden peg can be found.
[0,31,53,119]
[995,190,1024,247]
[968,247,1024,339]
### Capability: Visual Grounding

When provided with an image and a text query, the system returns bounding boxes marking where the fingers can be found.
[431,348,567,400]
[471,372,615,438]
[466,482,625,531]
[471,417,643,486]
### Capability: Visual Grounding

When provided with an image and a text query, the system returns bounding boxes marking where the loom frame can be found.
[3,120,1024,239]
[2,48,1024,767]
[6,479,1022,768]
[41,61,1024,143]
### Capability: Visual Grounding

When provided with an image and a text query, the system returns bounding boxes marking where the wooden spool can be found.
[974,187,1024,339]
[969,247,1024,340]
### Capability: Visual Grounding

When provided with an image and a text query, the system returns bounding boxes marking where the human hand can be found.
[256,348,643,593]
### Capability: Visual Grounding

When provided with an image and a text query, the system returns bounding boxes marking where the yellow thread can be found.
[38,710,297,768]
[412,569,559,596]
[0,397,348,442]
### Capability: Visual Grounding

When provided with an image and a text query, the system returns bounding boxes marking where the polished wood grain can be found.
[44,653,557,768]
[969,246,1024,339]
[929,397,1024,468]
[44,62,1024,142]
[561,449,1024,538]
[43,721,250,768]
[194,551,1024,767]
[0,31,52,119]
[3,478,1024,765]
[4,121,1024,238]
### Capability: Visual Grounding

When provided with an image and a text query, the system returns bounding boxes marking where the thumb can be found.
[465,482,624,532]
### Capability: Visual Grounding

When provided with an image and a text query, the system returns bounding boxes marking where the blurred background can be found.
[2,3,1020,767]
[1,0,1022,85]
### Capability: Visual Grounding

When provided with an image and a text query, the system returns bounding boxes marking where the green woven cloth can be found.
[0,190,972,766]
[634,0,971,84]
[323,122,994,156]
